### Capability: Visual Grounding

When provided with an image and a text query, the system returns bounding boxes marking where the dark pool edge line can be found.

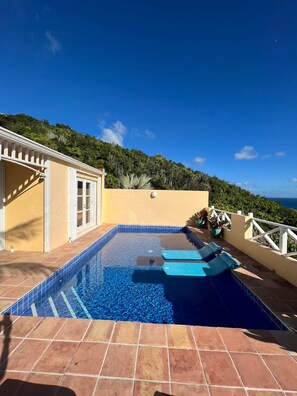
[231,271,289,331]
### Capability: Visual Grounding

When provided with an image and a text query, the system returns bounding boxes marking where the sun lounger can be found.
[163,252,239,277]
[162,241,221,261]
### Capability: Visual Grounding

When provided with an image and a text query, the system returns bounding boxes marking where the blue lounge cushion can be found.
[162,241,222,261]
[163,252,240,277]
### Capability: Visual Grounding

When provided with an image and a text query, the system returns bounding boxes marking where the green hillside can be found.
[1,113,296,227]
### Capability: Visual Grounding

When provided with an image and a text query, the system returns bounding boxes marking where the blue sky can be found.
[1,0,297,197]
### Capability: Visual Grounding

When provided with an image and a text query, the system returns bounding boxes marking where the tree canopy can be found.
[1,113,296,226]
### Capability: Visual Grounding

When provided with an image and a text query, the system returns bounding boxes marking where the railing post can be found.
[237,210,241,215]
[248,212,253,239]
[279,226,288,254]
[210,205,215,218]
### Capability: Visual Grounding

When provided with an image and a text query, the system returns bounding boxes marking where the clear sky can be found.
[1,0,297,197]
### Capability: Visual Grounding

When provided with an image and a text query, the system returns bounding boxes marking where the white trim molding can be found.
[0,126,105,177]
[68,167,77,242]
[97,176,102,226]
[0,162,5,250]
[44,157,51,252]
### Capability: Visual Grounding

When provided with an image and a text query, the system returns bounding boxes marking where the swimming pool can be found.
[5,226,286,329]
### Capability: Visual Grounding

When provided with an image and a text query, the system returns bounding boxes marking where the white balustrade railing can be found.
[210,206,297,258]
[209,206,232,229]
[250,215,297,258]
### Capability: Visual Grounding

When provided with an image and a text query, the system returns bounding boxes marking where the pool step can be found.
[30,287,92,319]
[70,287,92,319]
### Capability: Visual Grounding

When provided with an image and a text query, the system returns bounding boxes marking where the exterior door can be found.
[77,179,96,232]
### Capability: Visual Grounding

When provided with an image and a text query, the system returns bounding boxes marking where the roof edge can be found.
[0,126,105,176]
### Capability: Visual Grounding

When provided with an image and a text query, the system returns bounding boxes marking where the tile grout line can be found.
[165,325,172,395]
[131,322,142,394]
[91,320,117,396]
[2,368,293,392]
[256,352,289,392]
[26,333,59,378]
[27,317,67,341]
[215,327,246,389]
[3,316,45,363]
[189,326,210,395]
[59,319,94,379]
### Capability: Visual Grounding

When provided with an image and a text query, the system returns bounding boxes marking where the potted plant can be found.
[207,215,229,238]
[194,209,208,228]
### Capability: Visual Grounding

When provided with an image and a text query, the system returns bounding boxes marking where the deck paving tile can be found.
[94,378,133,396]
[16,373,62,396]
[20,277,45,287]
[0,337,23,360]
[245,330,288,355]
[167,324,195,349]
[2,339,50,371]
[0,276,30,286]
[0,371,28,396]
[264,299,295,314]
[209,387,247,396]
[231,353,280,389]
[139,323,167,346]
[199,351,242,387]
[66,342,107,375]
[277,313,297,330]
[247,391,285,395]
[6,316,42,338]
[56,375,97,396]
[101,344,137,378]
[33,341,79,374]
[218,328,256,353]
[0,276,13,284]
[54,318,90,341]
[192,326,226,351]
[0,299,17,312]
[28,317,66,340]
[169,348,205,384]
[171,383,209,395]
[111,321,140,344]
[133,381,170,395]
[284,300,297,312]
[1,285,36,299]
[135,346,169,381]
[261,355,297,391]
[0,286,12,297]
[83,319,114,342]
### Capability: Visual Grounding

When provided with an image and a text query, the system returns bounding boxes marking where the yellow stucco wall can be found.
[224,213,297,287]
[5,162,44,251]
[49,160,69,250]
[103,189,209,226]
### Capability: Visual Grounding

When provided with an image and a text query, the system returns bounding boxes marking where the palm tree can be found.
[119,174,152,189]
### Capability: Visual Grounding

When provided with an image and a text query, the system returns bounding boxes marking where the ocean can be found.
[269,198,297,210]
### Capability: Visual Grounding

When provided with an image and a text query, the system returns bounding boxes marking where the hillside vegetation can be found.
[1,113,296,227]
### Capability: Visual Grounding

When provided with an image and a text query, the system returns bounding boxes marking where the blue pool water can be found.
[16,228,284,329]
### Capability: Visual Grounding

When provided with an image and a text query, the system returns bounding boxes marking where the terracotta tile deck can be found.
[0,225,296,395]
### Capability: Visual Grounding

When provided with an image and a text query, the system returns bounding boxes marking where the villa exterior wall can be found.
[103,189,209,226]
[5,162,44,251]
[223,213,297,288]
[49,159,69,251]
